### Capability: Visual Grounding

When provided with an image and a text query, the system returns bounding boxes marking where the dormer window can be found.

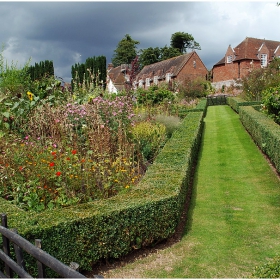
[145,78,150,87]
[153,76,158,85]
[166,73,171,83]
[227,55,233,63]
[260,54,267,67]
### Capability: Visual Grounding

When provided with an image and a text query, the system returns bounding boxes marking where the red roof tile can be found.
[214,37,280,66]
[136,52,195,81]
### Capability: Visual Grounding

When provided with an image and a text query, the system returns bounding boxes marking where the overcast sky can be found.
[1,1,279,82]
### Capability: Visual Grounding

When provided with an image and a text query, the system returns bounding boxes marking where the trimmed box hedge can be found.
[227,97,261,113]
[0,109,204,273]
[239,106,280,173]
[171,98,207,119]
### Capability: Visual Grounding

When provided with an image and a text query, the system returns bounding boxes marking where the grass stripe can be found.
[106,105,280,278]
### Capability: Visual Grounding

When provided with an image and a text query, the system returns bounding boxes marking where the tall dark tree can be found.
[112,34,140,66]
[170,32,201,53]
[71,55,106,89]
[28,60,54,81]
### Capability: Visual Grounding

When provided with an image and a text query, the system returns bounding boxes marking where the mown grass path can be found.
[106,105,280,278]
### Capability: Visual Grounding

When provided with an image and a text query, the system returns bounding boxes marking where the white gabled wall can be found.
[107,79,118,94]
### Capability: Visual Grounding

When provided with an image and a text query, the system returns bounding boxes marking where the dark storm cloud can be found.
[1,1,279,82]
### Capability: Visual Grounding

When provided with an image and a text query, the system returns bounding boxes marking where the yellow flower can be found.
[27,91,33,101]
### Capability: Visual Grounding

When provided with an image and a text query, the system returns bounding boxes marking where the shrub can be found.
[261,85,280,124]
[135,84,175,106]
[154,114,181,138]
[177,77,214,99]
[132,120,166,163]
[239,57,280,101]
[239,106,280,173]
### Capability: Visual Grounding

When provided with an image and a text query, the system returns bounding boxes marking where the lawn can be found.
[104,105,280,278]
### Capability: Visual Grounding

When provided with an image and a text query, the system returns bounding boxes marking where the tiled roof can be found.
[136,52,195,81]
[108,66,126,85]
[214,37,280,66]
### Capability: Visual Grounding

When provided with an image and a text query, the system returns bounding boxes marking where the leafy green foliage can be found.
[71,55,106,91]
[28,60,54,81]
[132,121,166,162]
[135,85,175,106]
[239,57,280,101]
[261,85,280,124]
[252,257,280,278]
[112,34,139,66]
[170,31,201,53]
[138,45,181,68]
[239,105,280,173]
[227,96,261,113]
[177,77,214,99]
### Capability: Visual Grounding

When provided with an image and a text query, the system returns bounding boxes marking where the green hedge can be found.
[176,98,207,119]
[239,106,280,173]
[227,97,261,113]
[0,110,204,274]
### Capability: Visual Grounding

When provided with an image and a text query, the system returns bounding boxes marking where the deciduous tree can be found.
[112,34,139,66]
[170,31,201,53]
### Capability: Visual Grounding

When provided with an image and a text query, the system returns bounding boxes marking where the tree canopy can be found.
[71,55,106,88]
[112,34,140,67]
[139,46,181,68]
[28,60,54,81]
[170,31,201,53]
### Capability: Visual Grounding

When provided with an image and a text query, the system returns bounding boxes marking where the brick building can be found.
[212,37,280,88]
[106,63,130,94]
[134,51,208,90]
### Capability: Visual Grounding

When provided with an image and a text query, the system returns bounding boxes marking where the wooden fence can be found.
[0,213,102,278]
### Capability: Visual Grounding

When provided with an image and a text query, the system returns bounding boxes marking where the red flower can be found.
[51,151,56,156]
[71,150,77,155]
[49,162,55,167]
[66,157,71,161]
[56,171,61,176]
[19,166,23,171]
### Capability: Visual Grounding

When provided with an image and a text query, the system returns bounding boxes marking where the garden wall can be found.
[239,106,280,174]
[0,100,206,273]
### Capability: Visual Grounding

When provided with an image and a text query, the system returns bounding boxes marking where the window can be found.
[166,73,171,83]
[146,78,150,87]
[260,54,267,67]
[153,76,158,85]
[139,79,143,88]
[193,60,196,68]
[227,55,233,63]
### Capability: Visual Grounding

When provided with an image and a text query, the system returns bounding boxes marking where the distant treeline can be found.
[71,56,107,87]
[28,60,54,81]
[28,56,107,88]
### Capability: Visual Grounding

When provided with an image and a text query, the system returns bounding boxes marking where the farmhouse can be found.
[135,51,208,90]
[106,51,208,93]
[106,63,130,94]
[212,37,280,88]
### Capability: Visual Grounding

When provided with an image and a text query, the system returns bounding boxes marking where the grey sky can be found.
[1,1,279,82]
